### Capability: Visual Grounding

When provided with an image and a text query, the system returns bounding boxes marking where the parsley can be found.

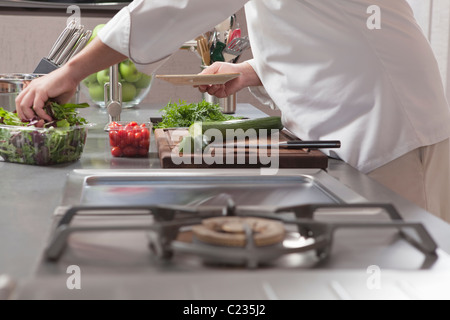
[155,100,241,128]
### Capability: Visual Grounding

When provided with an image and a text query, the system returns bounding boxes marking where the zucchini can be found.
[188,116,283,142]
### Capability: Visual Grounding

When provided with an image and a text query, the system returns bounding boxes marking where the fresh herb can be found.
[44,102,89,127]
[154,100,241,128]
[0,108,24,126]
[0,102,90,165]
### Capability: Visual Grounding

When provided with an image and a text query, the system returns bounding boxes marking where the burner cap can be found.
[192,217,285,247]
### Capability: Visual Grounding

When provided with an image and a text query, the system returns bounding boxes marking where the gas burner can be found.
[191,216,286,247]
[44,202,438,269]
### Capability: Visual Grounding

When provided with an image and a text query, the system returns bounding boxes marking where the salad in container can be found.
[0,101,92,165]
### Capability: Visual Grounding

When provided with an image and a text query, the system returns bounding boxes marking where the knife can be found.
[47,19,77,62]
[55,29,83,66]
[208,140,341,149]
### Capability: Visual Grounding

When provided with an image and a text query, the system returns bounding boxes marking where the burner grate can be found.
[44,202,438,268]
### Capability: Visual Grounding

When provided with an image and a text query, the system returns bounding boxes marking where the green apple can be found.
[88,23,106,44]
[83,72,98,86]
[121,82,137,102]
[134,73,152,88]
[119,59,142,83]
[96,69,110,86]
[88,83,105,101]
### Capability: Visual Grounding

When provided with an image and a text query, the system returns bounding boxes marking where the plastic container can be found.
[81,59,154,109]
[108,121,152,157]
[0,123,91,165]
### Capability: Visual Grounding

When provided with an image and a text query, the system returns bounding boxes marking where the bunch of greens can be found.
[0,101,89,128]
[43,102,89,127]
[0,102,90,165]
[154,100,241,128]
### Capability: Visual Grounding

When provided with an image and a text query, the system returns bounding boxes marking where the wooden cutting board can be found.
[154,128,329,169]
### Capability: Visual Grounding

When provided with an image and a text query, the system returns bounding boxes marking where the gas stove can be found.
[12,168,450,300]
[40,169,440,271]
[45,200,438,269]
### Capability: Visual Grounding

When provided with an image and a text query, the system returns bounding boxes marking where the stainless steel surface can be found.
[54,29,83,66]
[47,19,77,62]
[12,270,450,300]
[48,21,91,67]
[223,37,251,56]
[36,168,447,272]
[2,103,450,299]
[105,64,122,122]
[0,73,43,111]
[65,30,92,62]
[202,91,236,114]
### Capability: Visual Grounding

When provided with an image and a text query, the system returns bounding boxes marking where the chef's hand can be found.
[15,67,78,121]
[197,61,262,98]
[15,37,127,121]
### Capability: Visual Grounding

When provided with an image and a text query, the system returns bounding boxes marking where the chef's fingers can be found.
[199,62,222,75]
[205,84,223,96]
[15,88,37,120]
[32,93,53,122]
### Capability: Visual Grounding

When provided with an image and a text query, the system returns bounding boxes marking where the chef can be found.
[15,0,450,223]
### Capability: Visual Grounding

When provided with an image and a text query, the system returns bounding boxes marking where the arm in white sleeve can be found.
[98,0,248,73]
[246,59,279,110]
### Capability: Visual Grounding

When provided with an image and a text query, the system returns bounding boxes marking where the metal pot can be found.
[0,73,43,112]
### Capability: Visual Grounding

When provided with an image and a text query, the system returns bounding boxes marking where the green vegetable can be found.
[179,116,284,153]
[0,102,90,165]
[0,108,24,126]
[44,102,89,127]
[154,100,241,128]
[189,116,284,141]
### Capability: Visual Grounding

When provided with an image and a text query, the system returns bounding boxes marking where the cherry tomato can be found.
[111,146,122,157]
[118,129,127,140]
[109,121,151,157]
[125,131,134,145]
[138,147,148,156]
[119,140,128,149]
[141,128,150,140]
[109,130,119,146]
[123,146,138,157]
[139,139,150,149]
[109,121,121,129]
[134,132,142,141]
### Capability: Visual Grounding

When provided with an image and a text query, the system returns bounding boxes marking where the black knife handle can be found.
[283,140,341,149]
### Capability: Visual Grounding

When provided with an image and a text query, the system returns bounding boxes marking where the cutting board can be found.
[154,128,329,169]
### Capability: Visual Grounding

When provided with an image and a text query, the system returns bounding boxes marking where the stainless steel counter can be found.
[2,102,450,300]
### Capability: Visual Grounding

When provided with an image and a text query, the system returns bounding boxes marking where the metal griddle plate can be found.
[23,169,450,300]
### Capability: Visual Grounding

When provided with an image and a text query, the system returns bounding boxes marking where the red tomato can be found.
[118,129,127,140]
[134,132,142,141]
[111,146,122,157]
[119,140,128,149]
[138,147,148,156]
[126,131,134,145]
[109,121,121,129]
[139,139,150,149]
[128,121,138,127]
[123,146,138,157]
[109,130,119,146]
[141,128,150,140]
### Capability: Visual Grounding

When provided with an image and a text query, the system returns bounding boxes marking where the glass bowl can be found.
[81,59,154,109]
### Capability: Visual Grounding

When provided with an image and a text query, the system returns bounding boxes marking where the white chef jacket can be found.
[99,0,450,173]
